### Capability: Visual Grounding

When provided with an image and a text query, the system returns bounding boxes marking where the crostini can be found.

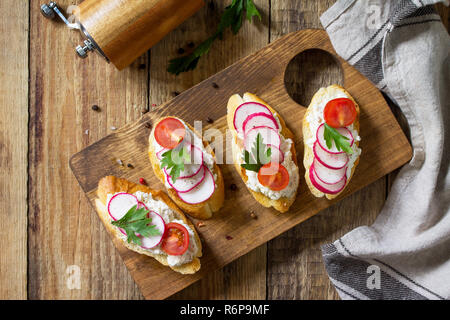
[303,84,361,199]
[148,116,225,219]
[227,92,300,213]
[95,176,202,274]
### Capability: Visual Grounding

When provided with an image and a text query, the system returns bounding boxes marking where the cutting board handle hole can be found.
[284,49,344,107]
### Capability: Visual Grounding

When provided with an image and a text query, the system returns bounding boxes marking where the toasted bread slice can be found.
[95,176,202,274]
[227,92,299,213]
[303,84,361,200]
[148,117,225,220]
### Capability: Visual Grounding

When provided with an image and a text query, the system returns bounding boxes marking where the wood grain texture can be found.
[234,0,390,300]
[70,28,412,300]
[436,3,449,31]
[28,0,146,299]
[148,0,270,300]
[0,0,28,300]
[267,0,388,301]
[77,0,205,70]
[17,0,445,300]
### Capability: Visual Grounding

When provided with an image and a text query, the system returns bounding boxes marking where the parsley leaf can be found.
[323,123,353,154]
[245,0,261,22]
[111,205,161,246]
[241,133,272,172]
[160,146,191,183]
[168,0,261,75]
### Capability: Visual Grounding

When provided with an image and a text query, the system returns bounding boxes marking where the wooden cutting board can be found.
[70,29,412,299]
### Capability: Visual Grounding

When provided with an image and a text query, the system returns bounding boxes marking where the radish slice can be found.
[316,123,354,154]
[177,166,215,204]
[163,161,203,180]
[244,126,281,151]
[156,148,169,160]
[158,142,203,164]
[313,141,349,169]
[266,144,284,163]
[140,211,166,249]
[309,164,347,194]
[243,112,279,134]
[186,143,204,165]
[313,158,347,184]
[234,102,272,135]
[138,201,148,210]
[108,193,139,221]
[167,165,206,193]
[159,142,204,179]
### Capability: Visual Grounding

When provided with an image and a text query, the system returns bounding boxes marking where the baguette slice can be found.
[227,92,299,213]
[148,117,225,220]
[303,84,361,200]
[95,176,202,274]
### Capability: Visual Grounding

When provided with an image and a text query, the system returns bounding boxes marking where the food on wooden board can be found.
[149,117,225,219]
[227,92,300,213]
[95,176,202,274]
[303,84,362,199]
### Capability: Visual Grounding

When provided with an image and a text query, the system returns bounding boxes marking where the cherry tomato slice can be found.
[154,118,186,149]
[258,162,290,191]
[161,222,190,256]
[324,98,357,128]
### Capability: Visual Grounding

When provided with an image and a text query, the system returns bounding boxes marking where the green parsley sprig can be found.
[111,205,160,246]
[160,146,191,182]
[323,123,353,154]
[241,133,272,172]
[168,0,261,75]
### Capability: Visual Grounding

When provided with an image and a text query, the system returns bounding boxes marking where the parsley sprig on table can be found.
[168,0,261,75]
[241,133,272,172]
[160,146,191,182]
[323,123,353,154]
[111,205,160,246]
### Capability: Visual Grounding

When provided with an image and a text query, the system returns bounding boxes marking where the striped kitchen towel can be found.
[320,0,450,300]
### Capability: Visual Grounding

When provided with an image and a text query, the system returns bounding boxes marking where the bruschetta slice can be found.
[303,84,361,199]
[148,116,225,219]
[95,176,202,274]
[227,92,300,213]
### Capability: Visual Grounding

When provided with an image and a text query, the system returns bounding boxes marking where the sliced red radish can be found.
[163,162,203,180]
[167,165,206,193]
[156,148,169,160]
[140,211,166,249]
[309,164,347,194]
[138,201,148,210]
[243,112,279,134]
[186,143,204,165]
[108,193,139,236]
[313,141,349,169]
[233,102,272,135]
[244,126,281,151]
[266,144,284,163]
[177,166,215,204]
[108,193,139,221]
[313,158,347,184]
[316,123,354,154]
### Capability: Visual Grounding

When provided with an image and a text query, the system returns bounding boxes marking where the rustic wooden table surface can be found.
[1,0,448,300]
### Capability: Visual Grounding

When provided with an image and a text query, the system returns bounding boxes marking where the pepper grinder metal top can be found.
[40,0,205,70]
[40,1,107,61]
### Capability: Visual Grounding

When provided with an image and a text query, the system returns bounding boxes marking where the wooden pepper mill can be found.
[41,0,205,70]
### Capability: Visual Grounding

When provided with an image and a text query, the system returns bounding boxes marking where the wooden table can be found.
[1,0,448,300]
